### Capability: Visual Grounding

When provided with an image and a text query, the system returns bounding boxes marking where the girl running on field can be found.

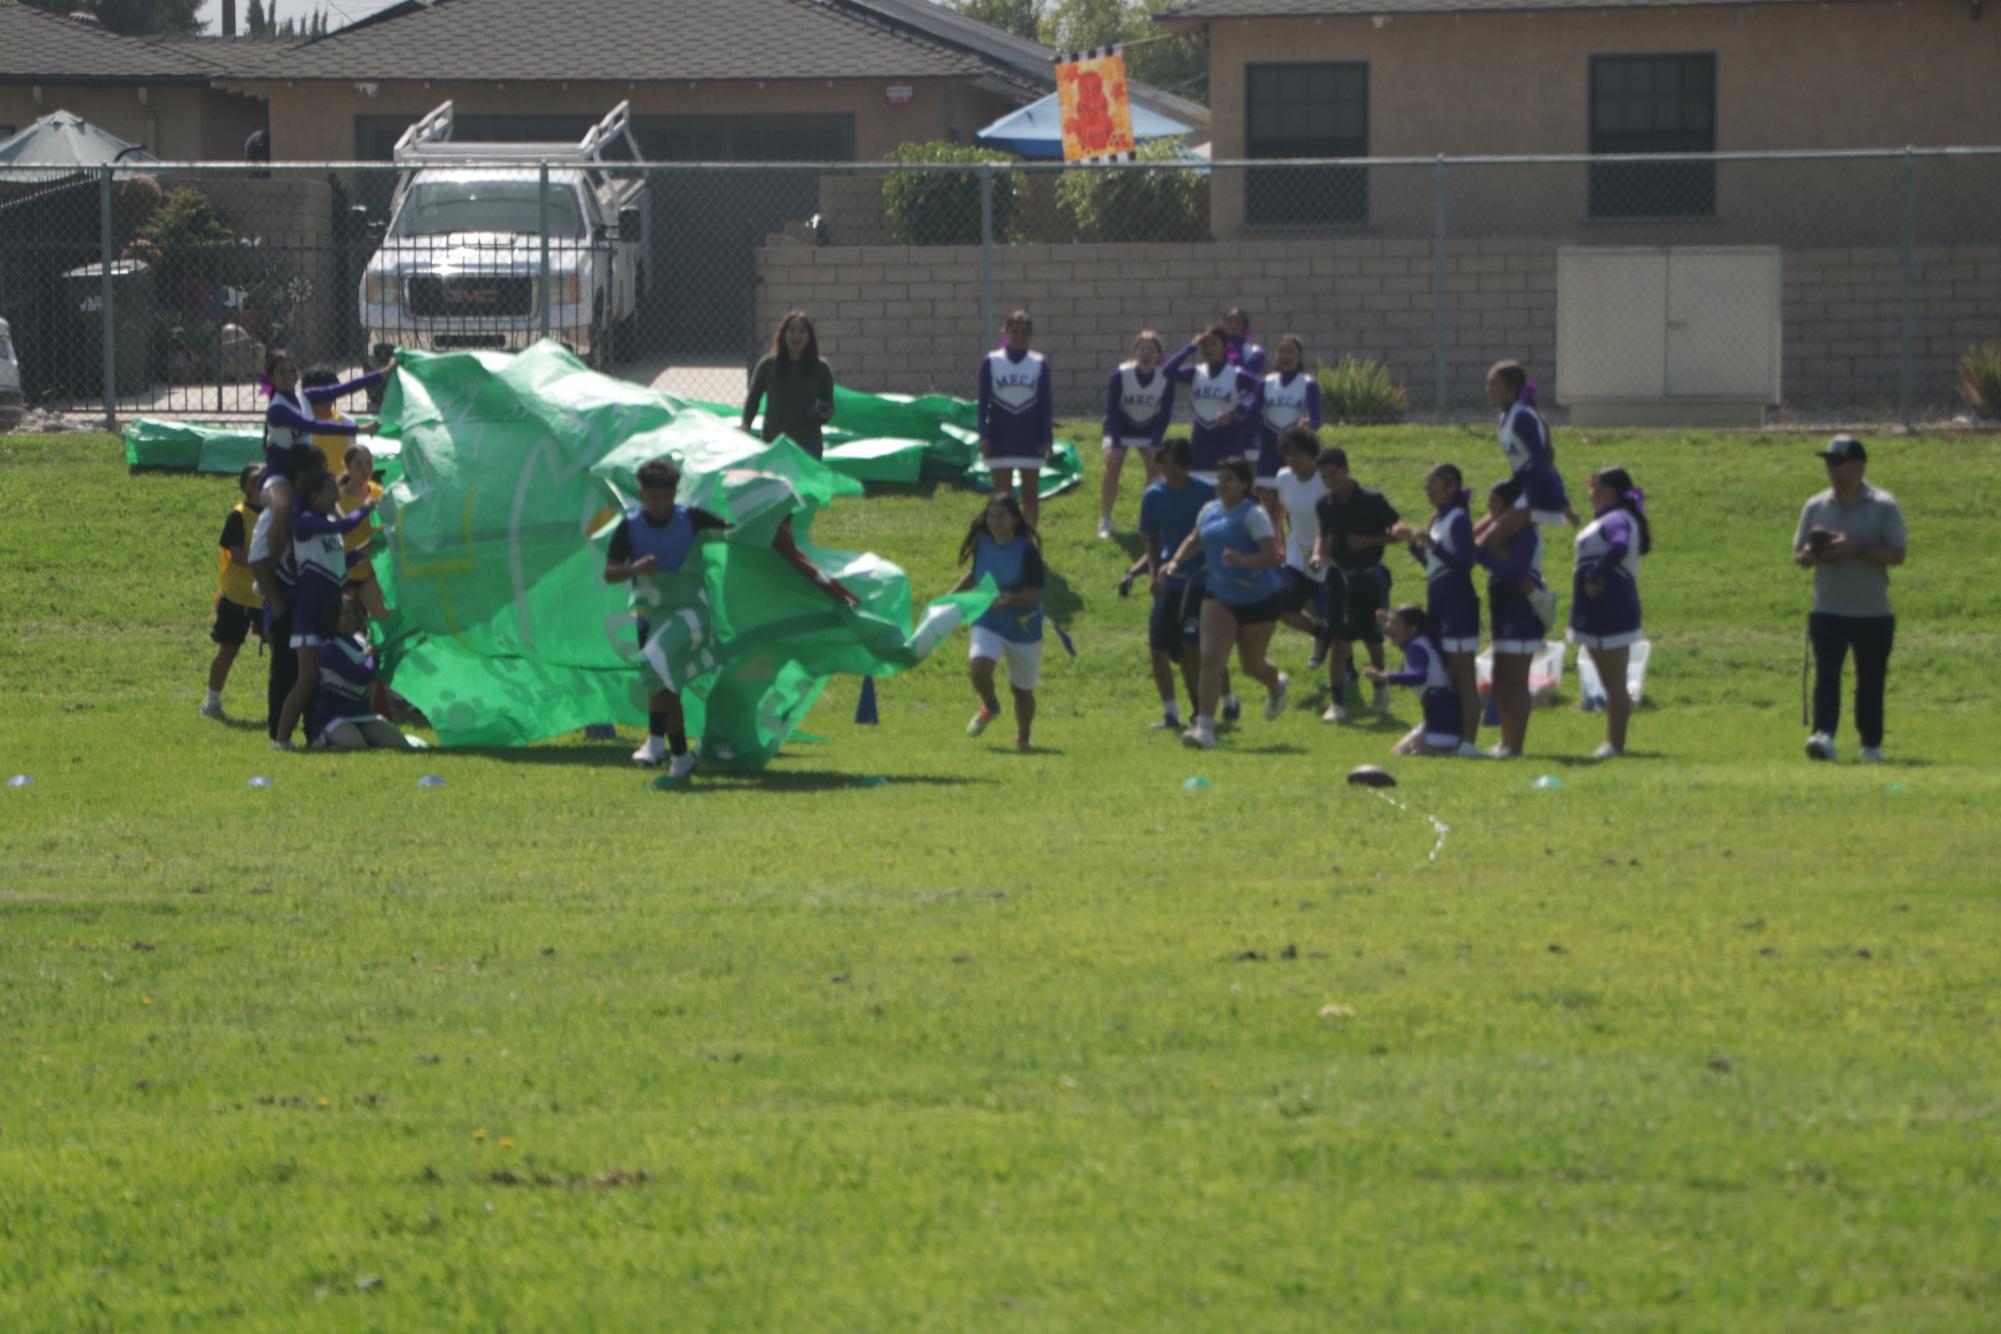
[1476,476,1554,759]
[953,494,1046,752]
[1396,462,1485,757]
[1163,325,1260,486]
[1571,467,1652,759]
[1161,458,1289,750]
[1364,605,1465,757]
[1098,329,1177,540]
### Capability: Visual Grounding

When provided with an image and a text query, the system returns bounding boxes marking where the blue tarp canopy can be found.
[974,92,1194,161]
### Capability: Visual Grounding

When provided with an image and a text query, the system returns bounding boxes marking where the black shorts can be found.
[1330,565,1391,643]
[211,597,260,647]
[1149,579,1204,655]
[1204,590,1283,628]
[1278,567,1327,618]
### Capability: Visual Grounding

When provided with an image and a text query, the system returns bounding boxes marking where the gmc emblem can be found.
[444,287,496,307]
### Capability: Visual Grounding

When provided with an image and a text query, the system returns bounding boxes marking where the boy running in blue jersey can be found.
[1138,439,1216,731]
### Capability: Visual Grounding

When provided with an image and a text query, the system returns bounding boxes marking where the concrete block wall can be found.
[756,234,2001,418]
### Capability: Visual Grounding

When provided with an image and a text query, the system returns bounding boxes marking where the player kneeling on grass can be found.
[202,464,266,721]
[1366,605,1464,757]
[312,595,417,751]
[606,457,860,776]
[1161,458,1289,751]
[952,494,1045,752]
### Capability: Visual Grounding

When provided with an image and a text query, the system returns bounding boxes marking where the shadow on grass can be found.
[445,745,992,789]
[675,768,993,793]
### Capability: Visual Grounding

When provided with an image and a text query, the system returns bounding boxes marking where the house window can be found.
[1589,54,1716,218]
[1245,62,1368,226]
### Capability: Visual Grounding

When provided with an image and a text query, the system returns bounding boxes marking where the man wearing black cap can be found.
[1793,435,1906,762]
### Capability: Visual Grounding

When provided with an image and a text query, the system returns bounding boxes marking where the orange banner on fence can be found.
[1055,48,1135,163]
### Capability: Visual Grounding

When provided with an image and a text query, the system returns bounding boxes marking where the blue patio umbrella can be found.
[974,92,1194,161]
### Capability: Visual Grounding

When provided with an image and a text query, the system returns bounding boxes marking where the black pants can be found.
[1809,612,1895,748]
[267,605,298,741]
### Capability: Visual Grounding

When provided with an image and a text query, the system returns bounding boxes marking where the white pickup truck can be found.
[359,102,649,366]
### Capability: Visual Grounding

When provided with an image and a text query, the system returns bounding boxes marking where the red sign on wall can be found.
[885,84,914,108]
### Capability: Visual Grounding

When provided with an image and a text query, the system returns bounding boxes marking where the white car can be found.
[0,317,22,431]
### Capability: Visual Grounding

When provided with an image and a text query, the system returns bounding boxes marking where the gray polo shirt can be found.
[1794,481,1906,617]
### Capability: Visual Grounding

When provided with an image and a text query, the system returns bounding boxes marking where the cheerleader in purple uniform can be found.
[1476,360,1577,549]
[1364,604,1465,757]
[1163,325,1261,486]
[1098,329,1177,540]
[1223,307,1267,379]
[1253,336,1322,516]
[1570,467,1652,759]
[1476,476,1554,759]
[976,310,1055,530]
[1394,462,1485,757]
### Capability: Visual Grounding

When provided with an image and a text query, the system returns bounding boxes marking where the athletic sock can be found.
[668,733,688,757]
[204,688,222,707]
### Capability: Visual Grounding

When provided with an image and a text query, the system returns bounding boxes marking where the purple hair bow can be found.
[1623,486,1646,516]
[258,371,274,398]
[1520,379,1538,407]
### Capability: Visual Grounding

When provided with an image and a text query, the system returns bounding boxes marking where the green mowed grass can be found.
[2,426,1998,1329]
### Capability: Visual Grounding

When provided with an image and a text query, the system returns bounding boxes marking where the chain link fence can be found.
[2,149,1996,432]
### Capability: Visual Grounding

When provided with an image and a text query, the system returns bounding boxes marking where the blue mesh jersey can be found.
[971,536,1045,644]
[1140,474,1216,588]
[1196,498,1282,606]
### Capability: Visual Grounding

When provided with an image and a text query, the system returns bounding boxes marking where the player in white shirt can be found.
[1268,425,1331,665]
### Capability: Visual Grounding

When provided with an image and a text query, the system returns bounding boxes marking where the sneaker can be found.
[1181,721,1217,750]
[1148,714,1181,731]
[1804,731,1835,762]
[1371,682,1390,715]
[1264,673,1291,721]
[666,750,698,781]
[1117,571,1136,599]
[1455,741,1487,760]
[1096,519,1115,540]
[1488,743,1519,760]
[1322,702,1348,724]
[1859,745,1885,763]
[269,739,296,752]
[631,736,666,767]
[1221,694,1242,724]
[966,707,996,738]
[199,697,227,721]
[1592,742,1623,760]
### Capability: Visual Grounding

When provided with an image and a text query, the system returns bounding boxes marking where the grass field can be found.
[3,423,1999,1330]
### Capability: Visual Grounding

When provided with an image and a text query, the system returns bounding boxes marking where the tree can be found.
[1040,0,1208,104]
[944,0,1043,43]
[246,0,268,36]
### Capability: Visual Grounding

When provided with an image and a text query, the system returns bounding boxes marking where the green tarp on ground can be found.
[369,342,995,762]
[125,382,1083,498]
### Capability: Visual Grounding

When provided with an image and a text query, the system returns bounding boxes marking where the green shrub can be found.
[137,186,236,311]
[1957,343,2001,419]
[1317,356,1409,425]
[1054,139,1208,243]
[881,142,1027,247]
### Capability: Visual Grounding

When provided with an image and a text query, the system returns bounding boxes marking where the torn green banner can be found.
[371,341,994,763]
[124,417,404,484]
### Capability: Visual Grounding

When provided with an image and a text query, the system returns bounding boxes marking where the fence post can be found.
[538,159,552,344]
[99,166,118,430]
[1898,147,1916,430]
[1432,155,1448,424]
[979,162,994,349]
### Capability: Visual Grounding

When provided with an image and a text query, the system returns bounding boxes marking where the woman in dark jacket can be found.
[743,310,836,458]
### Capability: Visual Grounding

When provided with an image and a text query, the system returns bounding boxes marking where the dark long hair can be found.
[768,310,821,376]
[958,493,1039,564]
[1387,602,1441,658]
[1592,467,1653,554]
[1426,461,1470,514]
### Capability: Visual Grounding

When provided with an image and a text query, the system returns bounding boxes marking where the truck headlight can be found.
[364,273,394,305]
[561,272,581,304]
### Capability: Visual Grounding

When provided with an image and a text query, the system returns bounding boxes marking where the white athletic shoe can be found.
[1488,743,1519,759]
[666,750,699,781]
[1264,673,1291,721]
[1181,720,1217,750]
[966,707,996,738]
[1859,745,1885,763]
[1455,741,1487,760]
[1804,731,1835,762]
[631,736,666,767]
[1371,682,1390,715]
[269,739,296,752]
[1322,702,1348,724]
[199,697,227,721]
[1593,742,1623,760]
[1096,519,1115,540]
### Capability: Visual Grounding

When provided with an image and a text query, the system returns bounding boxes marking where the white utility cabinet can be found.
[1556,247,1783,425]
